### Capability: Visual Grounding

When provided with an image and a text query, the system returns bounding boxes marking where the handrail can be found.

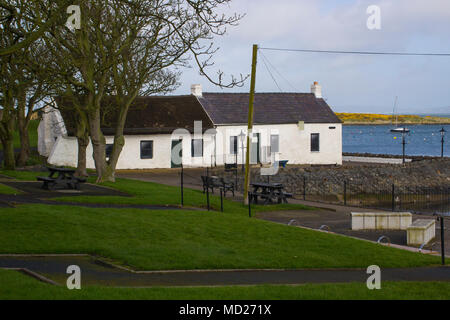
[377,235,391,246]
[419,242,437,253]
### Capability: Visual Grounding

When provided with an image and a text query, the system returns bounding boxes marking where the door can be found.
[171,139,183,168]
[250,133,260,164]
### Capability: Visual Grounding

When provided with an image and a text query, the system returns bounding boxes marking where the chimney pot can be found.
[311,81,322,98]
[191,84,202,97]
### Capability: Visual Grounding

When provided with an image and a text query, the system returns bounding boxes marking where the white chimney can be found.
[311,81,322,98]
[191,84,202,97]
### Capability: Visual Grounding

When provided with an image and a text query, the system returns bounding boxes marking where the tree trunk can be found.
[16,126,30,167]
[16,89,30,167]
[0,112,16,170]
[75,132,89,177]
[88,109,113,182]
[1,137,15,170]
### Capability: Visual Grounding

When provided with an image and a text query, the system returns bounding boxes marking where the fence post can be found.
[180,163,184,207]
[248,192,252,218]
[303,176,306,201]
[391,183,395,212]
[440,216,445,266]
[206,183,210,211]
[344,180,347,206]
[220,188,224,212]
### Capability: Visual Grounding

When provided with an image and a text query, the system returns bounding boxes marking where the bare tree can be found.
[0,0,73,56]
[44,0,245,182]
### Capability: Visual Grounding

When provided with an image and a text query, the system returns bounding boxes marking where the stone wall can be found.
[213,159,450,196]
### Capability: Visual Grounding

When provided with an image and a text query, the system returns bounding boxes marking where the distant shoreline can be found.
[336,112,450,125]
[343,122,450,125]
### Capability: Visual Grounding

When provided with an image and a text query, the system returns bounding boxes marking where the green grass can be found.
[3,120,39,150]
[0,170,47,181]
[52,177,315,214]
[0,204,444,270]
[0,269,449,300]
[0,183,21,195]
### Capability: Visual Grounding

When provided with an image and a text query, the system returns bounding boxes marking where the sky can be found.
[174,0,450,115]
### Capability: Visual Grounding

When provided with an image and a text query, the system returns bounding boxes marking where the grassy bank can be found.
[1,269,449,300]
[336,113,450,125]
[0,204,444,270]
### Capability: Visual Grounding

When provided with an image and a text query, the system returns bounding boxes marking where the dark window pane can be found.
[140,141,153,159]
[106,144,114,159]
[191,139,203,157]
[230,136,238,154]
[311,133,320,152]
[270,135,279,153]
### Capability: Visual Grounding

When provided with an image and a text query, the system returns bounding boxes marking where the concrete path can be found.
[1,255,449,287]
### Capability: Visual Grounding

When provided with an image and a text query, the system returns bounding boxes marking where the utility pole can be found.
[244,44,258,205]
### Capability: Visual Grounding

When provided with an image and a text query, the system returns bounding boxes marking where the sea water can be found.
[343,124,450,157]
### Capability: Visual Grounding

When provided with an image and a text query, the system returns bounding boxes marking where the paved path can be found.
[1,255,449,287]
[0,181,189,211]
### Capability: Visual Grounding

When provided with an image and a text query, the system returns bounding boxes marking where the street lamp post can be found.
[390,127,410,164]
[238,130,246,172]
[401,129,407,164]
[440,127,446,158]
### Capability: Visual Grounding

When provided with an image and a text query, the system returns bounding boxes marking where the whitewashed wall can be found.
[214,123,342,166]
[47,133,217,169]
[47,123,342,169]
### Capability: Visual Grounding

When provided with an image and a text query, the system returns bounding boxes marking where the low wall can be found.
[215,158,450,197]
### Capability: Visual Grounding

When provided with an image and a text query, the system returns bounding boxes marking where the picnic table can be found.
[249,182,292,205]
[37,167,86,190]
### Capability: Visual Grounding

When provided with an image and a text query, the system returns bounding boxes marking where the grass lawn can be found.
[0,204,445,270]
[0,183,21,195]
[0,269,449,300]
[0,170,48,181]
[50,177,315,214]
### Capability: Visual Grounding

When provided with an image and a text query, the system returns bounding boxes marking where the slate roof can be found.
[58,95,214,136]
[58,92,340,136]
[198,92,341,125]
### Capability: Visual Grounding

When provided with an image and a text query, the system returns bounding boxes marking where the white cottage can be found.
[39,82,342,169]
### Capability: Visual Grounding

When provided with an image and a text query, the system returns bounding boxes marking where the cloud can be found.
[175,0,450,113]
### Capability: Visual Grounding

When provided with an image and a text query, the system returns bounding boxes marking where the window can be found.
[140,141,153,159]
[270,135,279,153]
[105,144,114,159]
[311,133,320,152]
[191,139,203,157]
[230,136,238,155]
